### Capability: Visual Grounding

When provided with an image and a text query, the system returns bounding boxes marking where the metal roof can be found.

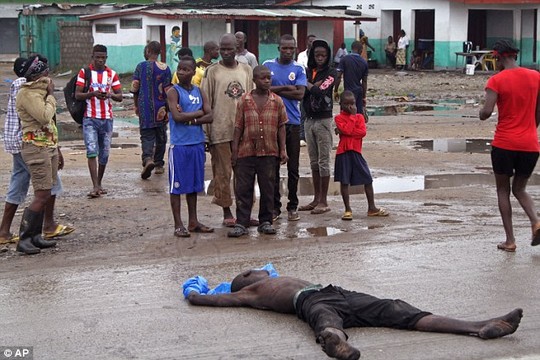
[80,6,378,22]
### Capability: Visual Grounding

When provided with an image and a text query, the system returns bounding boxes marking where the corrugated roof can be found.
[81,5,377,22]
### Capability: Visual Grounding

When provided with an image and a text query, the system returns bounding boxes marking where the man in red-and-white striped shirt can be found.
[75,44,123,199]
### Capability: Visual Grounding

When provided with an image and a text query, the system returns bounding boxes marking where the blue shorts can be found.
[491,146,539,177]
[334,151,373,186]
[83,117,113,165]
[168,144,205,195]
[5,152,63,205]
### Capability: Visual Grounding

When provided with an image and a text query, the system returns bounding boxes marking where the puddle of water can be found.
[367,103,458,116]
[373,176,424,194]
[304,227,344,237]
[64,143,139,151]
[411,138,491,153]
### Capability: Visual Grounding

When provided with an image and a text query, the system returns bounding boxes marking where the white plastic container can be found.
[465,64,475,75]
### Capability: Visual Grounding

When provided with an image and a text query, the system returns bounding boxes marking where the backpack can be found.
[64,68,91,124]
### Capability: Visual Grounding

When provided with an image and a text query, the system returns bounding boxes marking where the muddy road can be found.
[1,64,539,359]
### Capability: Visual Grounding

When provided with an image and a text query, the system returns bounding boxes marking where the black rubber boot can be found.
[16,208,41,255]
[30,209,56,249]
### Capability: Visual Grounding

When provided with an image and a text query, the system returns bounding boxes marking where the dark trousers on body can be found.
[274,124,300,213]
[235,156,277,226]
[140,126,167,167]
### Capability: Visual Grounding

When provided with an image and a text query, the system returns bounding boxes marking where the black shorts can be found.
[491,146,539,177]
[334,151,373,186]
[295,285,431,338]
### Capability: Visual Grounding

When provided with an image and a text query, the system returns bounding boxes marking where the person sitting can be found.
[184,269,522,360]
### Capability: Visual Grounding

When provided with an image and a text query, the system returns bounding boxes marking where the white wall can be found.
[187,19,228,47]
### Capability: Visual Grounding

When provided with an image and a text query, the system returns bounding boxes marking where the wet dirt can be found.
[0,65,512,263]
[2,64,540,360]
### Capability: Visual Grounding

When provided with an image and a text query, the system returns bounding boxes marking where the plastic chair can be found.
[482,53,497,71]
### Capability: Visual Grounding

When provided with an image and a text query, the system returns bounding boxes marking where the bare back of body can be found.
[188,276,312,314]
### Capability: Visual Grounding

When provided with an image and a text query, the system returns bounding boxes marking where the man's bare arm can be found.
[271,85,305,100]
[479,89,497,120]
[187,292,252,307]
[536,89,540,127]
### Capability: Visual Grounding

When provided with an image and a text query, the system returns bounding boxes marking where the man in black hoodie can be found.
[299,39,336,215]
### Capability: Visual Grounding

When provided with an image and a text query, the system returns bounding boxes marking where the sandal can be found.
[174,227,191,238]
[532,222,540,246]
[341,211,353,221]
[257,221,276,235]
[222,218,236,227]
[497,242,516,252]
[367,208,389,217]
[227,224,248,238]
[298,203,317,211]
[188,224,214,233]
[0,233,18,245]
[87,190,101,199]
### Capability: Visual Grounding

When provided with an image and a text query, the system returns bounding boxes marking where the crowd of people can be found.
[1,33,538,257]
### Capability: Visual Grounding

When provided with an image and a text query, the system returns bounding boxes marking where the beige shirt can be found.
[16,77,57,147]
[200,61,253,145]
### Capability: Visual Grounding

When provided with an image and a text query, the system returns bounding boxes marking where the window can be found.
[96,24,117,33]
[120,18,142,29]
[259,21,279,44]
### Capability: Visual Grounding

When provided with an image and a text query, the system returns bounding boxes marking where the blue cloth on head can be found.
[184,263,279,297]
[182,275,209,299]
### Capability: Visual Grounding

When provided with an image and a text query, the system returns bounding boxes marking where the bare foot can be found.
[317,329,360,360]
[478,308,523,339]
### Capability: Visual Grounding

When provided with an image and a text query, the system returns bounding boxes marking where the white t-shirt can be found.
[397,35,409,50]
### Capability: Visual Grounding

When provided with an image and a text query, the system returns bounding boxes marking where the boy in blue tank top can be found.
[166,56,214,238]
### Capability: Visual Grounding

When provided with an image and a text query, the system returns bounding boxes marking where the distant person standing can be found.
[335,91,389,221]
[334,41,369,116]
[299,39,336,215]
[479,39,540,252]
[333,42,348,67]
[131,41,172,179]
[359,29,375,62]
[75,44,123,199]
[201,33,253,227]
[297,34,316,70]
[263,34,306,222]
[193,41,219,86]
[169,26,182,70]
[384,35,397,68]
[396,29,409,70]
[167,56,214,238]
[235,31,258,69]
[228,65,288,238]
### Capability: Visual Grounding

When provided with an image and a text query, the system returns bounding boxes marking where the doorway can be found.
[414,9,435,69]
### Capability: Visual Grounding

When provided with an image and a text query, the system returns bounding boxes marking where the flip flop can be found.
[188,224,214,233]
[174,227,191,238]
[43,224,75,239]
[298,203,317,211]
[0,233,18,245]
[87,191,100,199]
[341,211,353,221]
[311,207,331,215]
[531,222,540,246]
[367,208,390,217]
[98,188,108,195]
[497,242,516,252]
[222,218,236,227]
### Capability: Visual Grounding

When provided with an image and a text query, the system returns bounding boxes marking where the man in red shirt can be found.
[75,45,123,199]
[479,39,540,252]
[229,65,288,237]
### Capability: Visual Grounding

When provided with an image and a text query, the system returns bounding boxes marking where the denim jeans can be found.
[5,152,63,205]
[83,117,113,165]
[140,126,167,167]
